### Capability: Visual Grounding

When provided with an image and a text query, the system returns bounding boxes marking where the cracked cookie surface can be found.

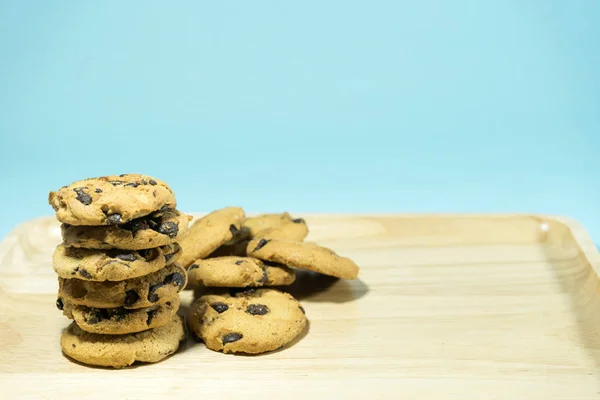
[49,174,176,226]
[178,207,245,267]
[187,288,306,354]
[61,209,191,250]
[53,243,181,281]
[60,314,185,368]
[60,295,180,335]
[186,256,295,289]
[247,238,359,279]
[58,263,187,309]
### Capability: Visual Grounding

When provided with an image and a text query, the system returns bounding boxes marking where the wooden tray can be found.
[1,214,599,399]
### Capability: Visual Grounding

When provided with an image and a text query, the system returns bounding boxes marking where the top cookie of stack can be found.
[49,174,191,250]
[48,174,190,368]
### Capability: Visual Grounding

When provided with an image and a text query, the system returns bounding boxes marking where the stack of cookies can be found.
[179,207,359,355]
[48,174,191,368]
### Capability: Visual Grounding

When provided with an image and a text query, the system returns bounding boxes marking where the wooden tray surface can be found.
[1,213,599,399]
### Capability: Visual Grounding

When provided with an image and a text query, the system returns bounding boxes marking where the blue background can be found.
[0,1,598,242]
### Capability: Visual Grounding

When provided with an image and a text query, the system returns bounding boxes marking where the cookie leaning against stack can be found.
[181,209,359,355]
[49,174,190,368]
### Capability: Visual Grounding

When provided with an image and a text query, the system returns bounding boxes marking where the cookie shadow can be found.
[281,270,369,303]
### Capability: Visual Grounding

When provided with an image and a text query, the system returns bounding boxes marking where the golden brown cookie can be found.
[247,238,359,279]
[61,209,191,250]
[186,256,295,289]
[49,174,176,226]
[59,295,180,335]
[58,263,187,309]
[257,219,308,241]
[243,213,293,236]
[52,243,181,281]
[60,314,185,368]
[187,288,306,354]
[178,207,245,267]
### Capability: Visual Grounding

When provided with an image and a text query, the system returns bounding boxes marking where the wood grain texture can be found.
[1,213,599,399]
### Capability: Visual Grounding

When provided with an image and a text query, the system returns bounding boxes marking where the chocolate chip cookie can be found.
[60,314,185,368]
[61,209,191,250]
[178,207,245,267]
[60,295,181,335]
[247,238,359,280]
[53,243,181,281]
[187,288,307,354]
[58,263,187,309]
[186,256,296,289]
[49,174,176,226]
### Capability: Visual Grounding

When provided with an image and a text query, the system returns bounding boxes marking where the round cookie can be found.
[60,314,185,368]
[58,263,187,309]
[257,219,308,241]
[61,209,191,250]
[187,288,307,354]
[53,242,181,281]
[49,173,176,226]
[247,238,359,280]
[186,256,296,289]
[178,207,245,267]
[59,295,181,335]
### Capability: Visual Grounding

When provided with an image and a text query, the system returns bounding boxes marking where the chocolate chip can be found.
[147,284,161,303]
[124,182,139,188]
[164,272,186,288]
[292,218,305,224]
[258,267,268,284]
[298,305,305,314]
[149,180,157,185]
[56,298,64,310]
[247,304,269,315]
[108,180,124,186]
[229,224,238,236]
[159,205,171,213]
[147,272,184,303]
[73,188,92,205]
[112,308,129,321]
[115,253,137,262]
[252,239,270,252]
[95,188,102,193]
[146,309,158,325]
[158,221,178,238]
[124,290,139,307]
[106,213,122,225]
[222,332,243,344]
[78,269,92,279]
[188,264,199,270]
[119,174,127,177]
[164,252,175,263]
[123,219,150,235]
[234,260,244,266]
[141,179,148,185]
[86,309,108,324]
[210,302,229,313]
